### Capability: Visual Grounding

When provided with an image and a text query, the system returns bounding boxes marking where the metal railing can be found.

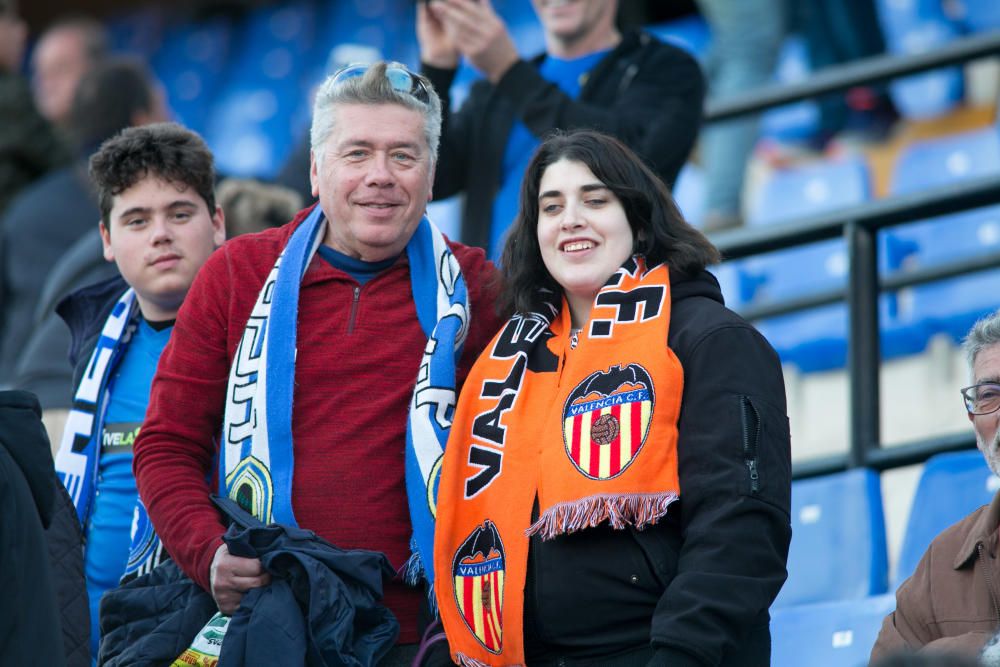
[700,30,1000,478]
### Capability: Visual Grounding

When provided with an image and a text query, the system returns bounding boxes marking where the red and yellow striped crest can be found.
[452,521,506,653]
[562,364,655,480]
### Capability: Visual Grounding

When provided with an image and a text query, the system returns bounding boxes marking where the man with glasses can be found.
[871,309,1000,661]
[132,62,501,664]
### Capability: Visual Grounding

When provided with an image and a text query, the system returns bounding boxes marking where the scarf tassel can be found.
[456,652,524,667]
[526,492,679,540]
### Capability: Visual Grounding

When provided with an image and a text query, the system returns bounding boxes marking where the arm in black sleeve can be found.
[651,324,792,665]
[492,35,705,188]
[422,63,475,201]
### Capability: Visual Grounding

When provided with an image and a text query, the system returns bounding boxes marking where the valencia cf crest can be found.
[562,364,655,480]
[453,521,505,654]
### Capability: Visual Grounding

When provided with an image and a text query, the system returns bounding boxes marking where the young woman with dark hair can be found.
[435,129,792,667]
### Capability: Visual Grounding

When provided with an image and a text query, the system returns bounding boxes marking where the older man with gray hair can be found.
[133,61,501,664]
[871,309,1000,662]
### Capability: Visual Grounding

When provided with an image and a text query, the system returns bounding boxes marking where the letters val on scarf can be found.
[435,257,683,667]
[221,205,469,586]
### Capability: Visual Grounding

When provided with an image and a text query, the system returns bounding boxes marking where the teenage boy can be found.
[53,122,225,660]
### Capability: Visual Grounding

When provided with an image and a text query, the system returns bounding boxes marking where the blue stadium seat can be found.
[959,0,1000,32]
[672,162,705,229]
[773,468,888,607]
[760,35,821,143]
[895,449,998,587]
[910,268,1000,343]
[151,17,233,136]
[755,298,928,373]
[771,594,895,667]
[204,3,316,178]
[875,0,963,119]
[891,128,1000,196]
[748,156,870,227]
[888,129,1000,341]
[645,14,711,59]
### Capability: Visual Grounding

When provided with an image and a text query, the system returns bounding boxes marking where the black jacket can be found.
[14,230,119,409]
[99,496,400,667]
[0,162,97,388]
[0,390,70,667]
[523,270,792,667]
[422,30,705,252]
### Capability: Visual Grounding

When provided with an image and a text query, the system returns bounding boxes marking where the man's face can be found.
[100,177,225,321]
[310,103,434,262]
[531,0,616,46]
[969,343,1000,477]
[32,28,90,125]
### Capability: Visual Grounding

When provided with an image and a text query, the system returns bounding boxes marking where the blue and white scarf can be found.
[221,205,469,586]
[54,288,165,578]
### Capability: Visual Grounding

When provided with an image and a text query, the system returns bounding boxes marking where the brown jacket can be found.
[870,490,1000,662]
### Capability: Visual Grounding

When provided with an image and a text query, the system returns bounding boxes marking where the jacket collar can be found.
[955,486,1000,569]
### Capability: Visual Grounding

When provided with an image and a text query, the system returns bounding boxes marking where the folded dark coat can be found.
[100,496,399,666]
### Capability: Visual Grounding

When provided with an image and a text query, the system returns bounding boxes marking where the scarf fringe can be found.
[526,492,679,540]
[456,652,524,667]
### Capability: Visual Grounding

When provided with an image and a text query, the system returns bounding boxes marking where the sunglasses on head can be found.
[329,63,431,105]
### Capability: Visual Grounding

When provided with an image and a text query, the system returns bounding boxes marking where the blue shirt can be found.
[318,244,398,284]
[84,318,171,660]
[489,49,611,263]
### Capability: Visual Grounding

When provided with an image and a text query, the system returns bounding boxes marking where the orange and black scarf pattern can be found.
[434,256,684,666]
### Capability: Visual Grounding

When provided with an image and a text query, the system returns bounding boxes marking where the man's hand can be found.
[418,1,460,69]
[426,0,520,83]
[209,543,271,616]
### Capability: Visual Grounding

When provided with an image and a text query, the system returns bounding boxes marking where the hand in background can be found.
[417,0,460,69]
[424,0,520,83]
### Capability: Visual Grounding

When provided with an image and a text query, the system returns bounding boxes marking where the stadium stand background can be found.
[16,1,1000,663]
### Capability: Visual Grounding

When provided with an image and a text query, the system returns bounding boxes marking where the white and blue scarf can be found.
[221,205,469,586]
[54,288,165,578]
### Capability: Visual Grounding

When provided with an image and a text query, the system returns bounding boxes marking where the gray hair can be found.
[309,61,442,168]
[963,309,1000,373]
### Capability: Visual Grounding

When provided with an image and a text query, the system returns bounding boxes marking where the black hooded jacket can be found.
[522,269,792,667]
[0,390,70,666]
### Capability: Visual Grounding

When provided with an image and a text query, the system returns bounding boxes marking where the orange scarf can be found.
[434,257,683,667]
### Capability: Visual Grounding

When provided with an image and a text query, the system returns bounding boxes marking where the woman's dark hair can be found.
[498,129,720,317]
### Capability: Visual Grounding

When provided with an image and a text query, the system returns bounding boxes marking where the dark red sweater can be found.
[133,206,501,643]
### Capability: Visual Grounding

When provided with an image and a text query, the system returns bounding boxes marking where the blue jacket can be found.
[99,496,399,666]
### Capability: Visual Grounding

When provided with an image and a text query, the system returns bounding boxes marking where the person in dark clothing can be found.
[415,0,704,260]
[0,0,70,214]
[436,130,791,666]
[0,390,70,667]
[0,57,167,412]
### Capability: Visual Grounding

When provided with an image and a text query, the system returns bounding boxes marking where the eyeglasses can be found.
[961,382,1000,415]
[329,63,431,105]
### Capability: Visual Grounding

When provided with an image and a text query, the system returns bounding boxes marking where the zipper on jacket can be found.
[977,542,1000,624]
[347,286,360,333]
[740,396,761,494]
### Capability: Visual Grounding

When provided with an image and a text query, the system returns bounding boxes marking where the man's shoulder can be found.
[216,210,308,267]
[446,239,498,285]
[926,495,998,564]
